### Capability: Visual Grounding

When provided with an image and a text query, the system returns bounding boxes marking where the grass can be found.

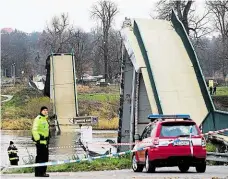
[1,85,120,130]
[206,142,216,152]
[78,93,119,102]
[212,87,228,111]
[2,87,43,108]
[205,142,222,166]
[1,118,33,130]
[77,85,119,94]
[1,84,25,95]
[93,117,119,130]
[214,86,228,96]
[2,85,226,131]
[1,86,52,127]
[2,142,220,174]
[3,155,131,174]
[1,86,54,130]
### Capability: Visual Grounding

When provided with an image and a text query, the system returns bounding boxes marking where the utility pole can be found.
[11,65,13,78]
[12,63,16,86]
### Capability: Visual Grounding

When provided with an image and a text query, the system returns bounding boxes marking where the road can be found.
[1,95,13,103]
[1,167,228,179]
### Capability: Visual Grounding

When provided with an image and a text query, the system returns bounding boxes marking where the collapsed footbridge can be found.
[118,10,228,151]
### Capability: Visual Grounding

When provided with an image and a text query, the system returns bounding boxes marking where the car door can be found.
[137,125,153,162]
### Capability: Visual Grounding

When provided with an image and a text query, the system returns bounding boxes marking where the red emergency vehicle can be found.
[132,114,207,173]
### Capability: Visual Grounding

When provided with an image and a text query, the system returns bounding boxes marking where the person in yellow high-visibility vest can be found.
[32,106,50,177]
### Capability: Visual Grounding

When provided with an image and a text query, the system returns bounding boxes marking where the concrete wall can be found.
[50,54,77,127]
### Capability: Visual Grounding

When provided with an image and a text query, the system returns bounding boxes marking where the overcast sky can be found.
[0,0,207,33]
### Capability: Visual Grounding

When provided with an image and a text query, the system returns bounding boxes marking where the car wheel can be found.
[178,165,189,173]
[195,161,206,173]
[145,153,155,173]
[132,154,144,172]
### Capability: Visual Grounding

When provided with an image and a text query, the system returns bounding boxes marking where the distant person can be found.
[209,86,213,95]
[32,106,50,177]
[7,141,19,165]
[213,86,217,95]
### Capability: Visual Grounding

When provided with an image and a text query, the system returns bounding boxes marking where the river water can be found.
[0,130,117,168]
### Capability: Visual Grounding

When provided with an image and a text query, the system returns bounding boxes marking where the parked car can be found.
[95,81,110,86]
[132,114,206,173]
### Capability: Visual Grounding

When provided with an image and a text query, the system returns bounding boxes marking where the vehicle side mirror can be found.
[134,134,141,141]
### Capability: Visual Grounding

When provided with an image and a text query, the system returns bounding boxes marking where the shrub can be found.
[206,142,216,152]
[22,97,53,118]
[1,118,33,130]
[94,117,119,130]
[1,85,120,130]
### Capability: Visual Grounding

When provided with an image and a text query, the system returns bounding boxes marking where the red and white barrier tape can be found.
[22,128,228,150]
[203,128,228,136]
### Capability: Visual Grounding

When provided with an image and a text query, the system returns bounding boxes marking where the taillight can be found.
[201,137,206,147]
[153,137,159,145]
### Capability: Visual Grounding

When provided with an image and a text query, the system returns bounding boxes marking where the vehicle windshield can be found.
[160,122,199,137]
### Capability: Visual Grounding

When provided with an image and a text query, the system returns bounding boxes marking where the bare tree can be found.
[154,0,193,34]
[41,13,74,53]
[108,30,122,82]
[69,29,93,79]
[90,27,104,76]
[188,9,211,47]
[91,0,118,82]
[153,0,211,42]
[207,0,228,82]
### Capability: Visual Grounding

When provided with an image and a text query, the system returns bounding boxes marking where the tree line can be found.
[1,0,228,83]
[1,1,121,82]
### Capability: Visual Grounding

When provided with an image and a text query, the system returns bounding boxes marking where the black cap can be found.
[10,141,14,145]
[40,106,48,113]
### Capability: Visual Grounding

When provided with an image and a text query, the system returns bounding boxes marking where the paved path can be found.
[1,166,228,179]
[1,95,13,103]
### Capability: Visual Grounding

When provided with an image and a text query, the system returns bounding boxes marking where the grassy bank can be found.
[211,86,228,111]
[1,85,119,130]
[212,96,228,111]
[2,85,227,130]
[4,155,131,174]
[215,86,228,96]
[209,86,228,111]
[3,142,218,174]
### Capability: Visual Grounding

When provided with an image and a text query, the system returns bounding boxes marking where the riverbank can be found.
[1,85,228,130]
[1,118,119,130]
[1,85,119,130]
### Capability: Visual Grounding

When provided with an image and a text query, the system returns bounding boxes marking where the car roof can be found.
[148,119,196,126]
[160,120,195,124]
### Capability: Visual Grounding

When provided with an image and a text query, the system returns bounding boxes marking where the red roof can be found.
[1,28,14,33]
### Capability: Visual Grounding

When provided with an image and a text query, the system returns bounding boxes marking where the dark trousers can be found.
[10,160,18,165]
[35,144,49,176]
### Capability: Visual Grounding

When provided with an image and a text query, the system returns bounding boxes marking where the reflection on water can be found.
[0,130,117,167]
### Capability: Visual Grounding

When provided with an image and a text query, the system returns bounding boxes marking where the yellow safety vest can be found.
[32,115,49,145]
